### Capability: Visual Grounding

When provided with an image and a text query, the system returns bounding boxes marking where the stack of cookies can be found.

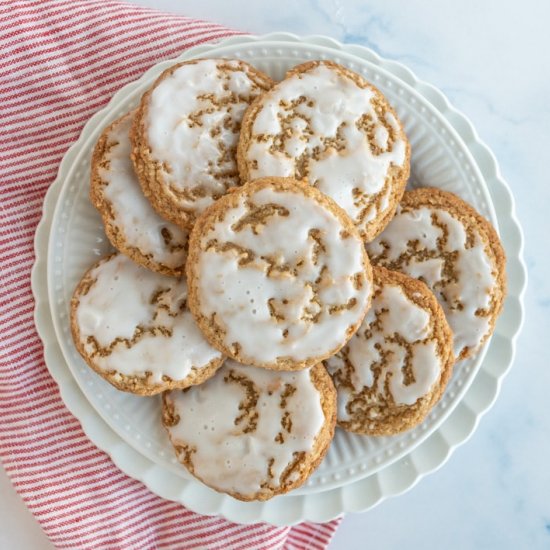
[71,58,506,501]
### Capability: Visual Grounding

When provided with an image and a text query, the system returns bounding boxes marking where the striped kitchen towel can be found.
[0,1,342,548]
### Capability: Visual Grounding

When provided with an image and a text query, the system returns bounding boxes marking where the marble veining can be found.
[151,2,544,548]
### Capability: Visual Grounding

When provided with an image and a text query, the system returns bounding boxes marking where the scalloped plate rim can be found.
[31,32,526,526]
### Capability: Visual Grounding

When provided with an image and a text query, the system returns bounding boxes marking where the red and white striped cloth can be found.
[0,1,342,548]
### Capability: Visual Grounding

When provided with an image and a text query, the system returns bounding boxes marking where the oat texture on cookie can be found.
[326,266,454,435]
[91,112,189,276]
[186,177,373,370]
[367,188,507,360]
[131,59,273,228]
[71,253,224,395]
[238,60,410,241]
[162,361,336,501]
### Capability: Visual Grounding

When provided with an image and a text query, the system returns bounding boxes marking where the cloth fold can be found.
[0,1,342,548]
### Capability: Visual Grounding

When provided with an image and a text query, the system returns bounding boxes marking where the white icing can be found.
[245,64,407,236]
[196,184,372,365]
[99,113,188,270]
[367,205,497,356]
[165,361,325,495]
[146,59,268,215]
[75,254,222,383]
[326,282,442,414]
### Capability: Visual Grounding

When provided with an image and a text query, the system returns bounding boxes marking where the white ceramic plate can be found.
[32,33,526,525]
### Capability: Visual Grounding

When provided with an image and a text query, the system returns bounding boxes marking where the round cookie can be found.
[325,266,455,435]
[367,187,507,360]
[186,176,373,371]
[90,111,189,277]
[162,361,336,501]
[237,60,410,241]
[70,253,224,395]
[131,58,273,229]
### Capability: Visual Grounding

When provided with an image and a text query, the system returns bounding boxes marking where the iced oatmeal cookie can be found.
[162,361,336,501]
[238,60,410,241]
[367,188,506,360]
[326,266,454,435]
[131,59,273,228]
[186,177,373,371]
[71,253,224,395]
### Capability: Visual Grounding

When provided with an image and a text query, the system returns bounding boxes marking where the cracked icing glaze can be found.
[73,254,222,384]
[163,360,326,497]
[240,62,408,239]
[96,112,188,271]
[188,178,372,368]
[368,203,498,358]
[144,59,271,219]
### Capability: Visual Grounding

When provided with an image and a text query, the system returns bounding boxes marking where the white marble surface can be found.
[4,0,547,548]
